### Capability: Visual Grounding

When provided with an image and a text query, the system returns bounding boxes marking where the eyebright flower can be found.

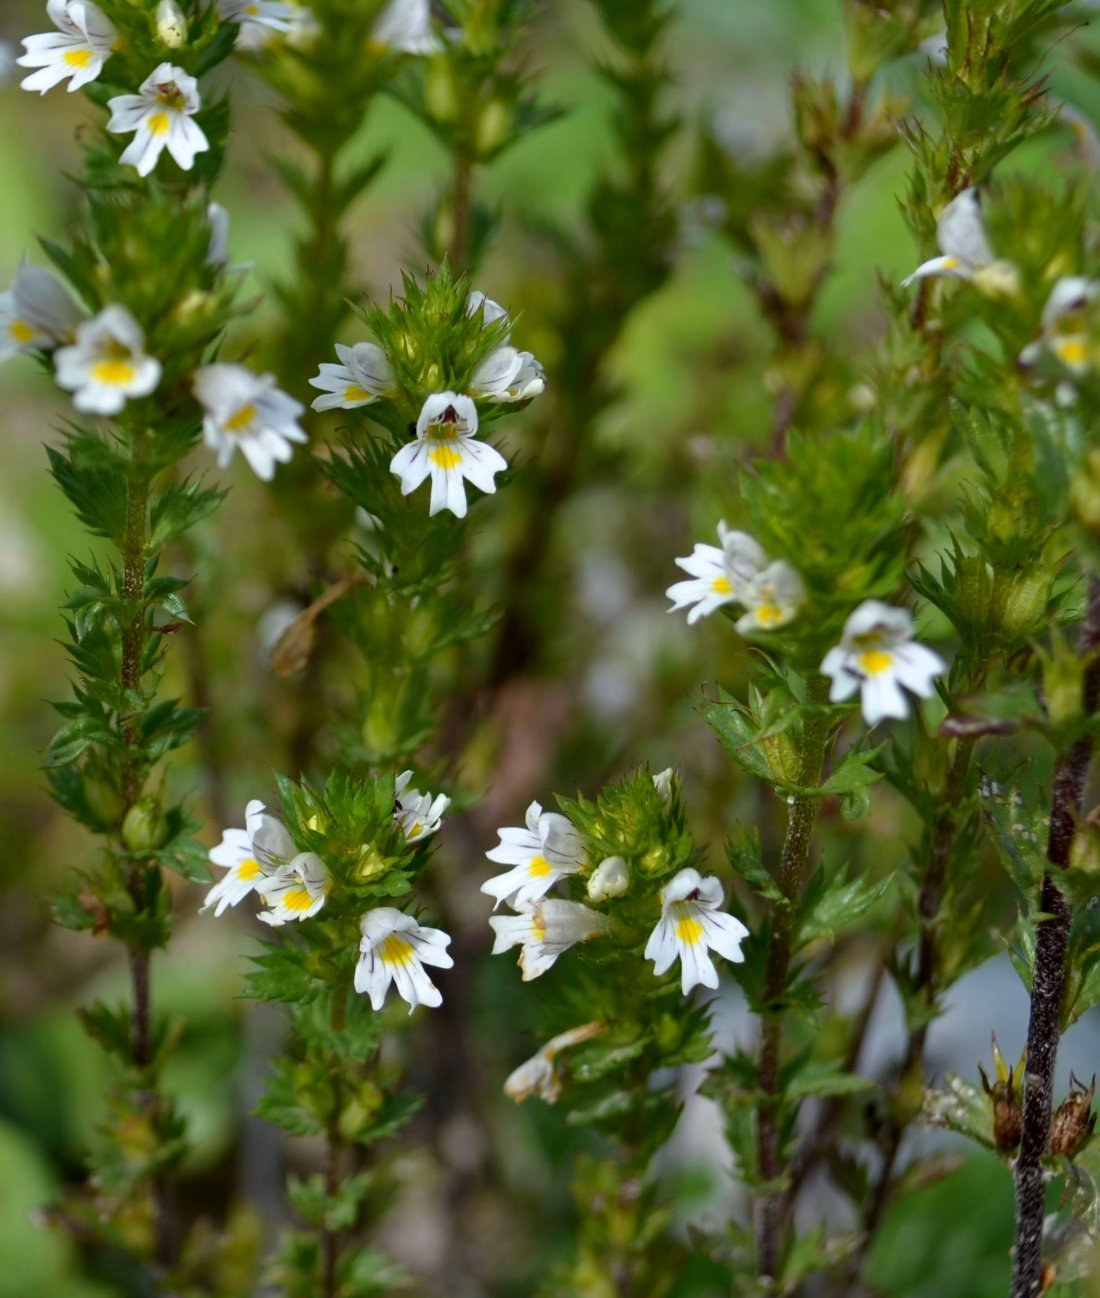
[308,342,395,412]
[155,1,188,47]
[17,0,117,95]
[489,899,611,980]
[666,523,768,624]
[194,364,308,481]
[902,187,993,286]
[370,0,442,54]
[0,263,84,361]
[820,599,947,725]
[735,560,805,634]
[394,770,450,843]
[217,0,296,44]
[390,392,507,519]
[644,867,749,995]
[54,305,161,415]
[200,799,295,916]
[586,855,630,902]
[467,290,509,325]
[482,801,589,910]
[354,908,454,1012]
[469,346,546,402]
[652,768,675,804]
[107,63,209,178]
[255,851,330,925]
[1020,276,1098,376]
[503,1021,604,1104]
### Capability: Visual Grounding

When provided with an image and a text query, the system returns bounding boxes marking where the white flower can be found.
[652,768,675,804]
[469,346,546,402]
[0,263,84,362]
[17,0,117,95]
[200,798,296,916]
[644,867,749,995]
[467,290,509,325]
[207,202,230,267]
[255,851,330,925]
[735,560,805,634]
[194,363,308,481]
[1020,276,1098,376]
[902,187,993,286]
[504,1021,604,1103]
[390,391,507,518]
[309,342,395,411]
[394,770,450,843]
[54,305,161,415]
[666,522,767,624]
[489,898,611,980]
[370,0,441,54]
[155,0,188,47]
[218,0,300,49]
[107,63,209,178]
[482,800,589,910]
[586,855,630,902]
[354,908,453,1012]
[820,599,947,725]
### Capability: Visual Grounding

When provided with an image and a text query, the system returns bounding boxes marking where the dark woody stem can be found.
[755,673,832,1279]
[1011,574,1100,1298]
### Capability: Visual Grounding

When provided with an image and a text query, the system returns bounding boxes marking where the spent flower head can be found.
[194,364,308,481]
[503,1022,605,1104]
[17,0,117,95]
[54,304,161,415]
[107,63,209,178]
[354,908,453,1012]
[820,599,946,725]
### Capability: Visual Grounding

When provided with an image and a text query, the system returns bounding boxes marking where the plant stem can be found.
[1011,574,1100,1298]
[322,972,349,1298]
[449,150,473,270]
[755,672,832,1280]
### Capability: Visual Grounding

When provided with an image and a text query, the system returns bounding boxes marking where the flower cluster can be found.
[483,788,749,994]
[202,774,453,1012]
[311,290,546,518]
[0,222,305,480]
[667,522,805,632]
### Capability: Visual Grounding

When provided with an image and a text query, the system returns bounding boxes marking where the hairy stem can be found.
[1011,575,1100,1298]
[322,974,349,1298]
[755,673,832,1279]
[448,150,473,270]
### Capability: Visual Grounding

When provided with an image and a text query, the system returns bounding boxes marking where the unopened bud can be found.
[1049,1074,1096,1157]
[761,732,801,788]
[122,797,170,853]
[84,765,123,828]
[1002,569,1053,637]
[156,0,188,47]
[587,856,630,902]
[475,99,512,157]
[652,768,675,804]
[425,59,459,124]
[638,843,670,877]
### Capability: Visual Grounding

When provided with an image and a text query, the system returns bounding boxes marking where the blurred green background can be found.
[3,1,1100,1294]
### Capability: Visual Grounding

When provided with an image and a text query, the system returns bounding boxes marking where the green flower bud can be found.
[1001,568,1053,638]
[121,797,170,852]
[475,99,513,157]
[404,606,439,658]
[84,765,124,829]
[760,733,801,788]
[638,843,670,877]
[354,842,388,882]
[425,59,460,124]
[912,740,951,801]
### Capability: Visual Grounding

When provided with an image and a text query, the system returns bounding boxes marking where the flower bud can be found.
[425,59,460,124]
[475,99,513,157]
[587,856,630,902]
[761,733,801,788]
[638,843,670,877]
[1001,569,1053,638]
[155,1,188,48]
[652,768,675,804]
[354,842,388,882]
[1049,1074,1096,1157]
[121,797,170,852]
[84,764,124,829]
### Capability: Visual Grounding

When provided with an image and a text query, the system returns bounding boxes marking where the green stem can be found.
[322,970,350,1298]
[449,150,473,270]
[754,672,832,1280]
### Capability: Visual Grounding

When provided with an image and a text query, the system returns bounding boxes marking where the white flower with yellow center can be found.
[394,770,450,843]
[902,187,993,286]
[489,899,612,980]
[194,363,308,481]
[309,342,395,412]
[200,798,295,916]
[1020,276,1098,377]
[0,263,84,362]
[217,0,296,43]
[469,346,546,402]
[481,801,589,910]
[666,522,767,624]
[255,851,330,926]
[390,391,507,518]
[54,305,161,415]
[354,908,453,1012]
[17,0,117,95]
[735,560,805,634]
[644,867,749,995]
[370,0,441,54]
[504,1021,604,1104]
[107,63,209,178]
[820,599,947,725]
